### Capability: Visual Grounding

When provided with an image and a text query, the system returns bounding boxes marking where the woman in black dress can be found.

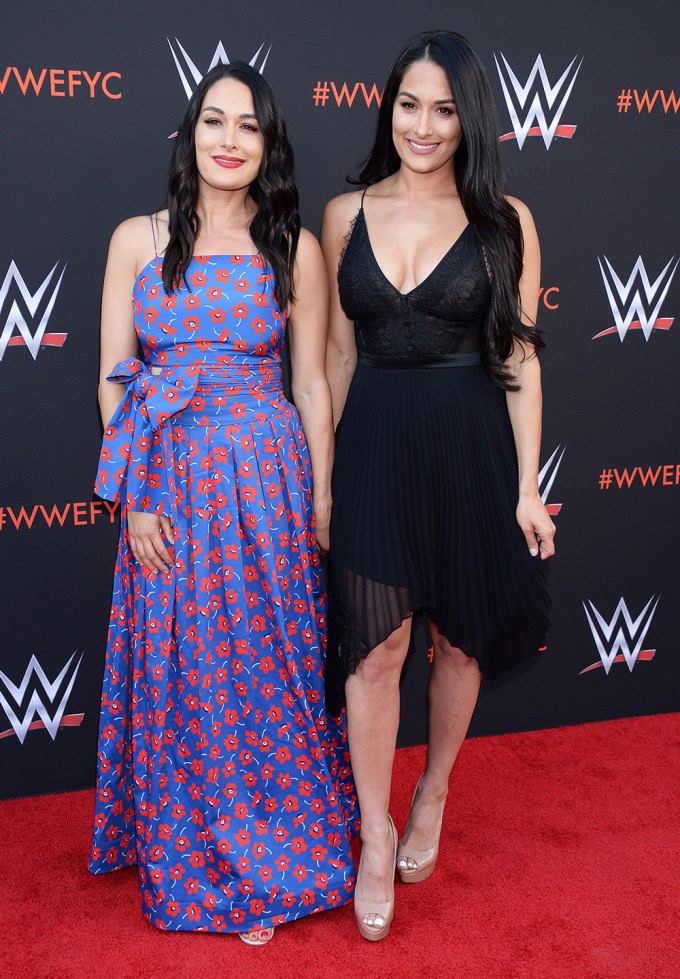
[321,31,554,941]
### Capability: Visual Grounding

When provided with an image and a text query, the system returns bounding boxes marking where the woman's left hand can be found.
[314,495,331,553]
[516,493,556,560]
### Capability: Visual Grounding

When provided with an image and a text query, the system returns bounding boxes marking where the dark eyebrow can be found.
[200,106,258,119]
[398,90,455,105]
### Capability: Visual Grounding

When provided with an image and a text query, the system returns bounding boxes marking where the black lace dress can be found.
[326,204,551,715]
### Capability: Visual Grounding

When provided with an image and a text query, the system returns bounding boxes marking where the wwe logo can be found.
[0,652,84,743]
[580,597,659,675]
[594,255,678,341]
[0,261,67,361]
[495,53,582,149]
[539,444,565,516]
[167,37,272,99]
[0,262,67,360]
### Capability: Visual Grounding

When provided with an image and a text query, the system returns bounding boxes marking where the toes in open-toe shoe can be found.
[354,814,398,942]
[397,776,445,884]
[238,926,275,945]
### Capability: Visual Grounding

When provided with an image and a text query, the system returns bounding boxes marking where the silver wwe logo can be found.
[495,53,582,149]
[539,444,566,516]
[167,37,272,98]
[0,260,67,360]
[0,652,84,743]
[594,255,678,341]
[581,597,659,675]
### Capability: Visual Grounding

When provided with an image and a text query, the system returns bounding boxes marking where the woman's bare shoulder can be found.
[297,226,323,261]
[506,195,534,223]
[109,214,156,250]
[323,190,365,226]
[107,213,164,275]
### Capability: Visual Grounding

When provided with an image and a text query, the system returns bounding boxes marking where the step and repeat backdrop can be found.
[1,0,678,798]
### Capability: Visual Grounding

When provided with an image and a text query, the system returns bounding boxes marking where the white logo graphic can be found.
[539,444,566,516]
[495,53,582,149]
[581,597,659,675]
[594,255,678,341]
[167,37,272,98]
[0,260,67,361]
[0,652,84,743]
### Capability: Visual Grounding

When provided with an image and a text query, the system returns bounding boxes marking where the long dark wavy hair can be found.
[355,31,543,387]
[163,62,300,309]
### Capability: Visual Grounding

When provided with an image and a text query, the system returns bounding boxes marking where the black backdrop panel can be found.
[1,0,678,799]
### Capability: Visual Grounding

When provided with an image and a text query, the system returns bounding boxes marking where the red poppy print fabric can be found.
[89,253,358,933]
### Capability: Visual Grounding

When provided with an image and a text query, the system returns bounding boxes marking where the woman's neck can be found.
[389,164,459,202]
[196,185,257,238]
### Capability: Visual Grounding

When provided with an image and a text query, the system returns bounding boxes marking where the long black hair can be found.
[163,62,300,309]
[355,30,543,387]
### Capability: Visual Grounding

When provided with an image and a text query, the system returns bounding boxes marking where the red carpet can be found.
[1,714,678,979]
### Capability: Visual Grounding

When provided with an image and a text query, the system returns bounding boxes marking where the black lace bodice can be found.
[338,208,491,359]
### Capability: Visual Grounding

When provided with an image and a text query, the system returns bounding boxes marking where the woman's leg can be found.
[345,617,412,915]
[399,624,482,858]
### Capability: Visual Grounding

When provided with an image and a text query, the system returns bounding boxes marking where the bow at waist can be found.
[94,358,198,516]
[106,358,202,429]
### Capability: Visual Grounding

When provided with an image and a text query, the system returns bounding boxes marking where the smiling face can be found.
[391,59,462,175]
[194,76,264,193]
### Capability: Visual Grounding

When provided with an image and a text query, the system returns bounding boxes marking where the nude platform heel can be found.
[396,776,445,884]
[354,814,398,941]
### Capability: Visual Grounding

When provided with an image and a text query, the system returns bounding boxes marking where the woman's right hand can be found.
[313,494,332,553]
[127,509,175,574]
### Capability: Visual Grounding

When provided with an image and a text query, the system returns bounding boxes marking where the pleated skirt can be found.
[326,360,551,714]
[90,376,358,932]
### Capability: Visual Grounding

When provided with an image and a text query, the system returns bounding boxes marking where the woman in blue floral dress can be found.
[89,62,357,945]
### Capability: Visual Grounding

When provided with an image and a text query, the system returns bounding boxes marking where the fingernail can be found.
[530,547,538,556]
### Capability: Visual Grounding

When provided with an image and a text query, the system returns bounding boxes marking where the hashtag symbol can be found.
[313,81,330,107]
[617,89,632,113]
[0,506,4,530]
[599,469,613,490]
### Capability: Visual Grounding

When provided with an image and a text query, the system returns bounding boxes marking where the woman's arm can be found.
[288,228,334,551]
[99,217,174,574]
[98,218,148,426]
[320,194,360,428]
[505,198,556,560]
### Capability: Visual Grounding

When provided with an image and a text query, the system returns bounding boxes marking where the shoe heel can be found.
[396,776,445,884]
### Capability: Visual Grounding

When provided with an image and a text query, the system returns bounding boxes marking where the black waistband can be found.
[357,351,481,369]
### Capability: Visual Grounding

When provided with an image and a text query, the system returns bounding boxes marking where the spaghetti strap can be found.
[339,193,366,271]
[149,214,158,257]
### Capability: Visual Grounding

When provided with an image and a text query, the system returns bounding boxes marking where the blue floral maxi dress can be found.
[89,252,358,933]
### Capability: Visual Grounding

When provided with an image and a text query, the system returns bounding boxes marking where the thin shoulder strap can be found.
[149,214,158,257]
[338,193,366,270]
